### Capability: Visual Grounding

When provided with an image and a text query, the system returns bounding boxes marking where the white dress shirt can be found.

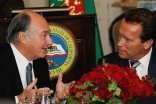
[11,43,69,104]
[10,43,35,103]
[129,47,152,79]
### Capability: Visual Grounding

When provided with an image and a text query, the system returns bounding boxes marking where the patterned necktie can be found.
[26,63,32,86]
[130,60,140,70]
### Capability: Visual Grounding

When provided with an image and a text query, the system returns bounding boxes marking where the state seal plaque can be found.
[46,23,78,79]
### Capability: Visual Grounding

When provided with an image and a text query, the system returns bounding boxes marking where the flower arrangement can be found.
[67,59,155,104]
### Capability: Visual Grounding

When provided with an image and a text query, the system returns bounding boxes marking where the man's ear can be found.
[144,39,153,49]
[18,32,27,44]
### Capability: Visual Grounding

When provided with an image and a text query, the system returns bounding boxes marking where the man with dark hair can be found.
[98,8,156,104]
[99,8,156,81]
[0,10,74,103]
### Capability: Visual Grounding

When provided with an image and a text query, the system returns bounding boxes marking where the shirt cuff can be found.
[54,92,66,104]
[15,96,19,104]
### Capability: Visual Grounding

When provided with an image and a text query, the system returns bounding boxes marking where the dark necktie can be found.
[26,63,32,86]
[130,60,140,70]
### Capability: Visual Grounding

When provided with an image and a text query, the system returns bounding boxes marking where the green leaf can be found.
[75,81,95,90]
[102,58,108,67]
[107,97,123,104]
[114,87,121,96]
[108,80,118,91]
[67,96,75,104]
[91,95,105,102]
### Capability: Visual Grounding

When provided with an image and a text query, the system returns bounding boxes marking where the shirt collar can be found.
[10,43,32,71]
[139,47,152,70]
[129,47,152,69]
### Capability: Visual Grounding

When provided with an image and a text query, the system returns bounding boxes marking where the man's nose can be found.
[117,37,124,47]
[47,36,53,45]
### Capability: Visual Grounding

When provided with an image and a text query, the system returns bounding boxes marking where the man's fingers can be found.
[37,88,54,96]
[68,81,75,88]
[26,78,38,89]
[57,73,63,82]
[71,81,75,86]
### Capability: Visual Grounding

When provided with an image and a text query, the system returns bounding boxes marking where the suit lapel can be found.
[119,59,129,68]
[1,43,50,96]
[114,53,129,68]
[148,46,156,79]
[3,44,23,95]
[33,58,50,88]
[33,59,45,88]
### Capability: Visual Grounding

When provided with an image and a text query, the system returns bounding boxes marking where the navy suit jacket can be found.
[98,46,156,104]
[98,46,156,82]
[0,43,51,100]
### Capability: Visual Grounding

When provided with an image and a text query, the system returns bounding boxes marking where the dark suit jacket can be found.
[134,95,156,104]
[98,46,156,104]
[0,43,51,101]
[98,46,156,82]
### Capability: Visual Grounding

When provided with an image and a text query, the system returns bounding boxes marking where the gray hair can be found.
[7,11,31,43]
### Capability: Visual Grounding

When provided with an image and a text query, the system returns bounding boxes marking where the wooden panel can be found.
[45,15,96,90]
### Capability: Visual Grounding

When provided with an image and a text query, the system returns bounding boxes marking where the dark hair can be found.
[7,11,31,43]
[124,8,156,45]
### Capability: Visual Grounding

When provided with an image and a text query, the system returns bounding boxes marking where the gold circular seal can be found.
[46,23,78,79]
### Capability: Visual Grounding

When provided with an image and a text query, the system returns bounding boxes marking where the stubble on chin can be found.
[118,52,127,59]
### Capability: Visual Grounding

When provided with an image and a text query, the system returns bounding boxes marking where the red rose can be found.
[136,82,154,98]
[106,64,126,81]
[120,87,134,104]
[88,71,110,88]
[94,88,113,99]
[69,85,82,95]
[78,73,90,83]
[93,65,106,72]
[117,76,133,89]
[141,75,150,83]
[68,63,155,104]
[124,66,137,78]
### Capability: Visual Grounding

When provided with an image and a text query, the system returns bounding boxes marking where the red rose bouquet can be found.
[67,60,155,104]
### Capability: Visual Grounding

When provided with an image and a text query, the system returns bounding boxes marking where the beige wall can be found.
[94,0,123,55]
[23,0,49,7]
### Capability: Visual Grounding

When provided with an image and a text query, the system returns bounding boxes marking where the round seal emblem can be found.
[46,24,78,79]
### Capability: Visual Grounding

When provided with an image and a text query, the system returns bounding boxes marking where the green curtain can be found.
[49,0,64,7]
[84,0,103,65]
